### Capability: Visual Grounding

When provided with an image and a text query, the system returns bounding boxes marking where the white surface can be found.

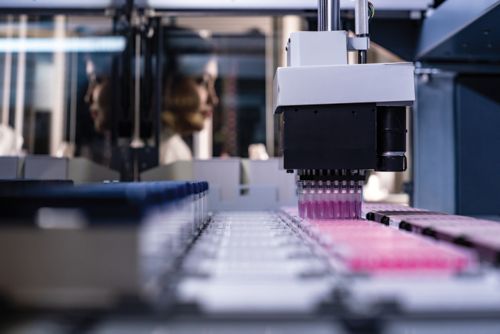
[347,36,370,51]
[193,159,240,202]
[147,0,433,11]
[243,158,297,205]
[179,278,332,313]
[349,274,500,312]
[274,62,415,109]
[288,31,348,67]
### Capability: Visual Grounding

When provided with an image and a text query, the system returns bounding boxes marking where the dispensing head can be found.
[273,0,415,219]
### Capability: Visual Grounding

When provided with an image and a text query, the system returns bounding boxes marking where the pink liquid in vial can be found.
[339,201,345,219]
[339,200,347,219]
[331,200,338,219]
[328,201,335,219]
[328,200,335,219]
[321,201,330,219]
[324,200,331,219]
[346,200,352,219]
[333,200,340,219]
[308,219,475,273]
[306,201,314,219]
[314,200,322,219]
[350,200,356,219]
[337,200,343,219]
[298,200,306,218]
[355,199,362,218]
[346,200,353,219]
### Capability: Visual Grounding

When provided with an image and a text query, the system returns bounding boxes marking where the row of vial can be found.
[140,181,209,288]
[297,179,363,219]
[181,211,330,279]
[301,219,475,274]
[364,203,500,263]
[281,208,476,274]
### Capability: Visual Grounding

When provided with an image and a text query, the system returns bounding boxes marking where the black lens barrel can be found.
[376,106,407,172]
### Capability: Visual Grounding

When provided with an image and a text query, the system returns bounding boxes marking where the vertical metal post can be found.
[51,15,67,156]
[14,15,27,150]
[318,0,341,32]
[355,0,369,63]
[355,0,369,36]
[265,17,277,157]
[131,29,143,149]
[154,17,163,164]
[132,27,142,180]
[69,53,78,146]
[2,15,13,126]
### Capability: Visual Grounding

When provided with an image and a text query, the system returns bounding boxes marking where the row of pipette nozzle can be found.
[297,179,363,219]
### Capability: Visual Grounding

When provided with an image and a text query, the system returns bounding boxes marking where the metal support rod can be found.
[355,0,369,36]
[355,0,370,63]
[318,0,341,31]
[1,15,13,126]
[358,50,367,64]
[131,30,142,148]
[154,17,163,164]
[14,15,27,150]
[69,53,78,145]
[51,15,67,156]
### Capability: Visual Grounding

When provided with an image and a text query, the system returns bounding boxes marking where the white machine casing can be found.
[274,31,415,111]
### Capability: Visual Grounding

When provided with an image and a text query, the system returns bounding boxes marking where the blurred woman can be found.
[81,56,113,166]
[160,27,219,164]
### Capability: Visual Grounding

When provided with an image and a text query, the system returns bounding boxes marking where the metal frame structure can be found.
[412,0,500,216]
[417,0,500,62]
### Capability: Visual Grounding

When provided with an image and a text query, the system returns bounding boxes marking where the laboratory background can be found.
[0,0,499,333]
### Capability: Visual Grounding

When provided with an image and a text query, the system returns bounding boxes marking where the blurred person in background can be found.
[81,27,219,166]
[160,27,219,164]
[81,55,113,166]
[85,59,112,135]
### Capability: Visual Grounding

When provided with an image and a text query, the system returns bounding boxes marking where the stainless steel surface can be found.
[355,0,369,36]
[318,0,341,31]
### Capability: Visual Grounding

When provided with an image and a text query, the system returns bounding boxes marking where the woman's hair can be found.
[162,26,216,114]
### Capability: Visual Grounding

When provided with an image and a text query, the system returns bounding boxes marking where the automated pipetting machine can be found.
[1,1,500,333]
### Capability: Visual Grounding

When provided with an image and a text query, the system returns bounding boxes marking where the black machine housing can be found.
[276,103,407,175]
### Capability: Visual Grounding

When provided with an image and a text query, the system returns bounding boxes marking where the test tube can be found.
[297,180,306,218]
[324,180,333,219]
[315,180,324,219]
[306,180,315,219]
[348,180,356,218]
[340,180,348,219]
[355,180,363,219]
[333,180,340,219]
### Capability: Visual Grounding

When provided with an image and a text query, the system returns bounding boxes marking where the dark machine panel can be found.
[279,103,377,170]
[456,75,500,215]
